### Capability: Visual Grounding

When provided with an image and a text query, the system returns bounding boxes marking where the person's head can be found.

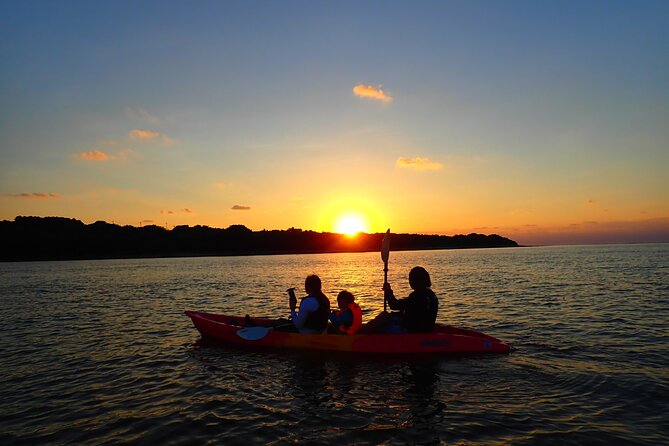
[304,274,322,295]
[409,266,431,290]
[337,290,355,309]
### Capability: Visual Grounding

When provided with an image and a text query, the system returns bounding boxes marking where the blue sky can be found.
[1,1,668,244]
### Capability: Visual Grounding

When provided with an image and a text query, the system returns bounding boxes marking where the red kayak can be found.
[185,311,512,355]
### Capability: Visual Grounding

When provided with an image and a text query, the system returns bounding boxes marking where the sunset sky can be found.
[1,1,668,245]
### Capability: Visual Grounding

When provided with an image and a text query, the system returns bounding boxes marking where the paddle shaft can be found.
[383,262,388,312]
[381,228,390,313]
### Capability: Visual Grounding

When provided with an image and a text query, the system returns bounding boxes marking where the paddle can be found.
[237,326,273,340]
[381,228,390,312]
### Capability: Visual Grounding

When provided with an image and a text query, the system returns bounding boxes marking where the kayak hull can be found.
[185,311,512,355]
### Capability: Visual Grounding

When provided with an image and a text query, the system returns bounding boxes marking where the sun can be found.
[334,213,369,236]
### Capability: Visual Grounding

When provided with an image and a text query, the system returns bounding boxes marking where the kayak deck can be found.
[185,310,512,355]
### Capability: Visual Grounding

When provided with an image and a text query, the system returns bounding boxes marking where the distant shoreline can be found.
[1,216,519,262]
[0,245,524,264]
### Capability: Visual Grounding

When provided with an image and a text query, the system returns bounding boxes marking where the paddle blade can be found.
[237,326,272,341]
[381,228,390,263]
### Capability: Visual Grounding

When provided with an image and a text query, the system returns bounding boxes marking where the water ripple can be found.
[1,245,668,444]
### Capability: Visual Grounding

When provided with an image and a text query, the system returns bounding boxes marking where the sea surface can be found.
[1,244,668,445]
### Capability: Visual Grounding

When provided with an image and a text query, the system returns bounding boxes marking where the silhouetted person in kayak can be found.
[288,274,331,334]
[383,266,439,333]
[329,290,363,335]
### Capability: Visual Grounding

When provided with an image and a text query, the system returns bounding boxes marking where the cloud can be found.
[129,129,160,141]
[125,107,160,125]
[231,205,251,211]
[128,129,174,145]
[74,148,137,162]
[353,84,393,102]
[117,148,138,160]
[75,150,110,161]
[7,192,60,200]
[160,208,193,215]
[396,156,443,171]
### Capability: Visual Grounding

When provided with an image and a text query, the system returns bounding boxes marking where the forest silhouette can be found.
[1,216,519,262]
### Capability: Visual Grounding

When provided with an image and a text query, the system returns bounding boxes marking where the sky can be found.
[1,0,668,245]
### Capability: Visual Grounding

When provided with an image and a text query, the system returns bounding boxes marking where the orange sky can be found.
[1,3,668,245]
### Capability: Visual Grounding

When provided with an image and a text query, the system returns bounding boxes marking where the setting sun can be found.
[334,213,369,236]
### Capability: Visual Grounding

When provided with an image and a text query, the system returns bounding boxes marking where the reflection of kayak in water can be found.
[185,311,512,354]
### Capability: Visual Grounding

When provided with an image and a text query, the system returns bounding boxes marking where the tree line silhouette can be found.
[0,216,519,262]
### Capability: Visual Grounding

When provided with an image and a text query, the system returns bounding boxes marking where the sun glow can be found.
[317,195,385,234]
[334,213,369,236]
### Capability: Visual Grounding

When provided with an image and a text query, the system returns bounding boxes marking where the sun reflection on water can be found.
[1,244,668,444]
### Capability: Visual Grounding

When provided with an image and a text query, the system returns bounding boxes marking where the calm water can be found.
[1,244,668,445]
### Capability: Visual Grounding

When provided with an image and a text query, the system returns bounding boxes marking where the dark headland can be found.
[0,216,519,262]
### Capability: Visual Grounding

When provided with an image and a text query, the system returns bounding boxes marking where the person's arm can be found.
[329,309,353,327]
[291,297,318,330]
[384,283,405,311]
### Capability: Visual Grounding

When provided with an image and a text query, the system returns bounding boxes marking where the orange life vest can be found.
[335,302,363,335]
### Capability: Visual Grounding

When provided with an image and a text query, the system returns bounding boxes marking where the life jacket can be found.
[302,293,330,332]
[402,288,438,333]
[336,302,363,335]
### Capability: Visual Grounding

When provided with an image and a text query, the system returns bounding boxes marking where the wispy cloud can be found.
[129,129,159,141]
[7,192,60,200]
[125,107,160,125]
[128,129,174,145]
[75,150,110,161]
[74,148,137,162]
[117,148,137,160]
[231,205,251,211]
[353,84,393,102]
[160,208,193,215]
[396,156,443,171]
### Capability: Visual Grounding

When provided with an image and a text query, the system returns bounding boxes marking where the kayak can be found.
[185,310,512,355]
